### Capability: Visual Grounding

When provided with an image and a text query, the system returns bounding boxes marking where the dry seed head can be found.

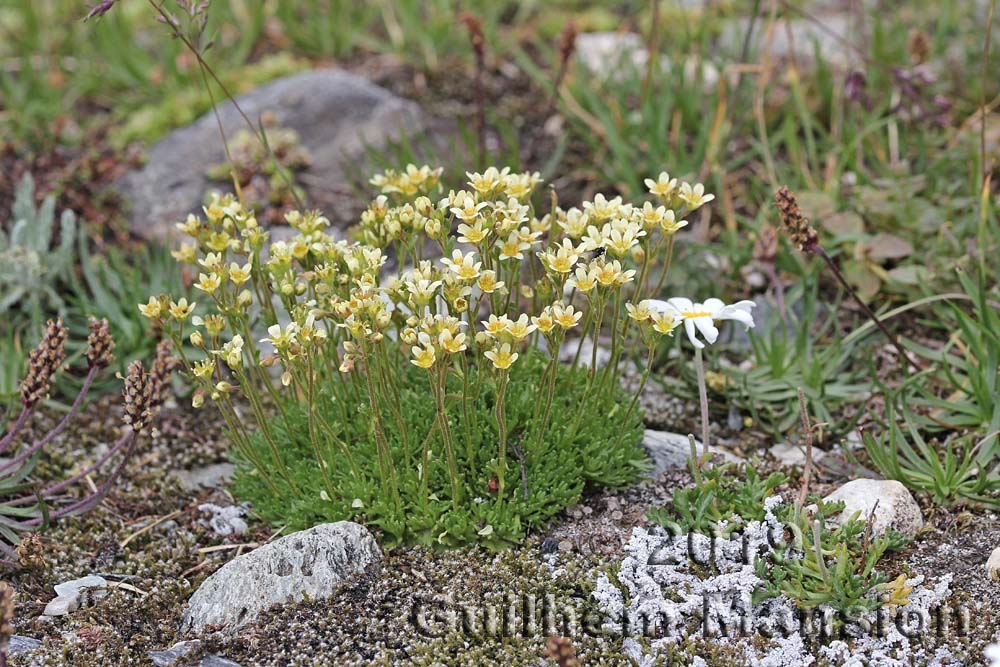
[774,186,819,253]
[557,21,578,65]
[15,533,46,572]
[0,581,13,655]
[122,360,153,432]
[148,339,179,412]
[544,636,580,667]
[20,318,68,407]
[85,317,116,369]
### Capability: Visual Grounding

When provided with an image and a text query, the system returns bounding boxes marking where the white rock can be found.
[822,478,923,538]
[198,503,249,537]
[182,521,381,633]
[987,546,1000,581]
[642,430,742,478]
[986,642,1000,667]
[43,593,80,616]
[574,32,719,89]
[54,575,108,600]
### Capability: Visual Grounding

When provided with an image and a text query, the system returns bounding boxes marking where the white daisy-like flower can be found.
[647,297,755,349]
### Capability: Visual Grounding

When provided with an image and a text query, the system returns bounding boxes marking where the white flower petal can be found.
[683,318,704,349]
[693,316,719,346]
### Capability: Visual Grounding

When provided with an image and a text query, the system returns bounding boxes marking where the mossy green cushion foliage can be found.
[232,352,645,549]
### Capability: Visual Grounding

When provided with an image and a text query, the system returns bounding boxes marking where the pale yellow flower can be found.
[539,238,580,274]
[207,231,231,252]
[449,191,488,222]
[532,307,556,334]
[168,298,196,321]
[485,343,518,370]
[566,265,598,293]
[477,270,504,294]
[439,328,468,354]
[498,232,530,261]
[552,303,583,329]
[192,358,215,381]
[645,171,678,200]
[506,314,537,341]
[171,242,197,264]
[138,297,163,319]
[626,300,654,323]
[194,272,221,294]
[678,182,715,210]
[411,344,437,369]
[481,314,511,338]
[219,335,244,369]
[457,221,490,245]
[660,210,688,235]
[228,260,252,285]
[441,249,482,281]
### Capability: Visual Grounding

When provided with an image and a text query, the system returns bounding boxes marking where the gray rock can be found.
[149,640,202,666]
[823,478,924,538]
[201,657,242,667]
[174,463,236,491]
[719,14,859,69]
[642,430,742,478]
[53,574,108,600]
[116,69,423,238]
[558,336,611,369]
[8,635,42,656]
[43,592,80,616]
[148,641,242,667]
[182,521,381,633]
[198,503,249,537]
[769,442,826,467]
[987,546,1000,581]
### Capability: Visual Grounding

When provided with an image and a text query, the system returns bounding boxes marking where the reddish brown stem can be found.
[815,247,917,370]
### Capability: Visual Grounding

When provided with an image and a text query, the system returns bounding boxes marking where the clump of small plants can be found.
[753,500,911,618]
[648,392,908,620]
[206,115,310,224]
[0,318,175,568]
[144,165,752,548]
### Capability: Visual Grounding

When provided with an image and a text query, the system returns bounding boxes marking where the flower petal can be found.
[683,318,704,349]
[693,316,719,346]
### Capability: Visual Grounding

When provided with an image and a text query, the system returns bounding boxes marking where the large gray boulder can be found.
[182,521,381,634]
[117,69,423,238]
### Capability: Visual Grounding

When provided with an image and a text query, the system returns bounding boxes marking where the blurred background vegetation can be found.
[1,0,998,490]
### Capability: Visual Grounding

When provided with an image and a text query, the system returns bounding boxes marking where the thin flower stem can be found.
[362,352,401,510]
[796,387,814,510]
[460,354,474,466]
[305,357,336,500]
[0,367,98,476]
[651,234,677,297]
[0,408,34,455]
[495,369,510,499]
[694,346,711,459]
[815,247,917,370]
[431,366,461,504]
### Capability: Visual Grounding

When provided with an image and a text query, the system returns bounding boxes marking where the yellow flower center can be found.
[682,310,713,318]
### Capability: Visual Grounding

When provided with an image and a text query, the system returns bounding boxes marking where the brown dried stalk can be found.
[0,321,173,569]
[774,186,917,370]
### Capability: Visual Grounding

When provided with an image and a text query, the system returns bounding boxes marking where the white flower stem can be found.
[694,346,710,459]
